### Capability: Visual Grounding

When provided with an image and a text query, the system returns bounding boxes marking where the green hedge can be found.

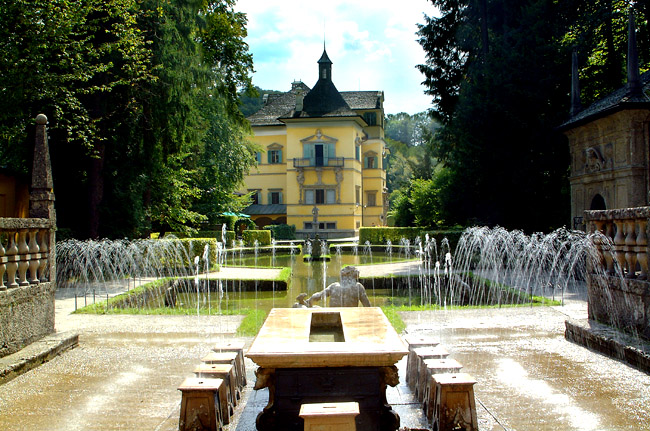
[264,224,296,240]
[242,230,272,247]
[359,227,464,253]
[177,238,219,268]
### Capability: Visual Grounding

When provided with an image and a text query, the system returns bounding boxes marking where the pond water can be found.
[174,252,415,313]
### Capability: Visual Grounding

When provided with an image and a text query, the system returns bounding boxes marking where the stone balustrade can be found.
[0,217,54,291]
[585,206,650,279]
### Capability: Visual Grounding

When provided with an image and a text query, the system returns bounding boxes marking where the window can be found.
[363,112,377,126]
[304,222,336,230]
[364,156,377,169]
[268,149,282,164]
[315,189,324,204]
[355,145,360,161]
[249,190,260,205]
[355,187,360,205]
[304,142,335,166]
[366,191,377,207]
[305,189,336,205]
[268,190,283,205]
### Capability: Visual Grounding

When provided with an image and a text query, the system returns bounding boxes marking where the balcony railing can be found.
[293,157,344,168]
[0,218,54,290]
[585,207,650,280]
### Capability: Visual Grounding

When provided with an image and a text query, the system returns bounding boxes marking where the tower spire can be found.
[318,46,332,81]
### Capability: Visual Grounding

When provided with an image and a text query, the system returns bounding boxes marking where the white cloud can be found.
[236,0,437,114]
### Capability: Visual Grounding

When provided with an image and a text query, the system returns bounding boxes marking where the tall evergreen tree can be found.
[416,0,647,232]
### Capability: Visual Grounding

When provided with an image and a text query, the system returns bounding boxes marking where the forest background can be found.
[1,0,648,238]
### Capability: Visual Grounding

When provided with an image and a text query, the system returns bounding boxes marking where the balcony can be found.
[293,157,344,168]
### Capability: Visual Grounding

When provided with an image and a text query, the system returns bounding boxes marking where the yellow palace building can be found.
[240,48,388,239]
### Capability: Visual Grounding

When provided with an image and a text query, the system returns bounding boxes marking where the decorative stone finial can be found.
[570,47,582,117]
[627,8,642,96]
[35,114,48,125]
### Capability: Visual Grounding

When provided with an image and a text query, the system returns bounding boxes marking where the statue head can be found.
[341,266,359,281]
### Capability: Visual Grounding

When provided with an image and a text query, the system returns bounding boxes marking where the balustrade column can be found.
[28,229,40,284]
[592,220,607,273]
[624,219,638,278]
[5,233,18,288]
[613,220,627,276]
[0,233,5,291]
[604,221,616,274]
[636,219,648,280]
[17,229,30,286]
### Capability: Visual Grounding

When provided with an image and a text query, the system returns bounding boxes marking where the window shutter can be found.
[305,190,314,204]
[279,191,283,204]
[256,152,261,164]
[278,149,282,163]
[267,192,272,205]
[267,151,272,164]
[326,189,336,204]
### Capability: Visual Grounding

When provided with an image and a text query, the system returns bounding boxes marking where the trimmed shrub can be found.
[265,224,296,240]
[242,229,272,247]
[359,227,464,253]
[176,238,219,268]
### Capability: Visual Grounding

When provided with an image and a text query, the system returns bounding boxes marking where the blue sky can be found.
[235,0,438,115]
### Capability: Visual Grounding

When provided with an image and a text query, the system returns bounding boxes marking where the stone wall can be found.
[586,274,650,340]
[585,207,650,341]
[0,282,55,357]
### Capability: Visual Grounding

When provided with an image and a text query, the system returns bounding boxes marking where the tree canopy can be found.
[0,0,257,238]
[414,0,649,232]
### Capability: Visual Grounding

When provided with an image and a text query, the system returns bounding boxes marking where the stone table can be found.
[246,307,408,431]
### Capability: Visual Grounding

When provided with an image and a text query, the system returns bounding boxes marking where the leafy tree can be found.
[0,0,256,238]
[385,112,440,146]
[238,86,283,117]
[417,0,596,232]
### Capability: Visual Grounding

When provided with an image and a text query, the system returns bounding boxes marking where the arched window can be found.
[590,194,606,210]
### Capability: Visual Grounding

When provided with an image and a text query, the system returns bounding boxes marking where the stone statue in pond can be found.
[304,266,370,307]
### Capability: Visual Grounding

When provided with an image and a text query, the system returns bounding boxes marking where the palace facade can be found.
[240,49,388,239]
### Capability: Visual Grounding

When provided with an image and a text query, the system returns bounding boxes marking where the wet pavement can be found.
[1,279,649,430]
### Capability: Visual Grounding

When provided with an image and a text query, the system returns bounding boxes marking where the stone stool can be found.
[431,373,478,431]
[403,334,439,388]
[194,363,237,423]
[178,377,224,431]
[411,345,449,399]
[202,350,241,395]
[417,357,462,402]
[212,340,246,388]
[299,402,360,431]
[421,358,463,419]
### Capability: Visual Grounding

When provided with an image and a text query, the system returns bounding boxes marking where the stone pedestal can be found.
[431,373,478,431]
[410,345,449,398]
[194,364,236,423]
[422,359,463,419]
[300,402,359,431]
[213,340,247,387]
[403,335,439,388]
[178,377,224,431]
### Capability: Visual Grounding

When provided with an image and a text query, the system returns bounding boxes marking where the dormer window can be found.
[363,112,377,126]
